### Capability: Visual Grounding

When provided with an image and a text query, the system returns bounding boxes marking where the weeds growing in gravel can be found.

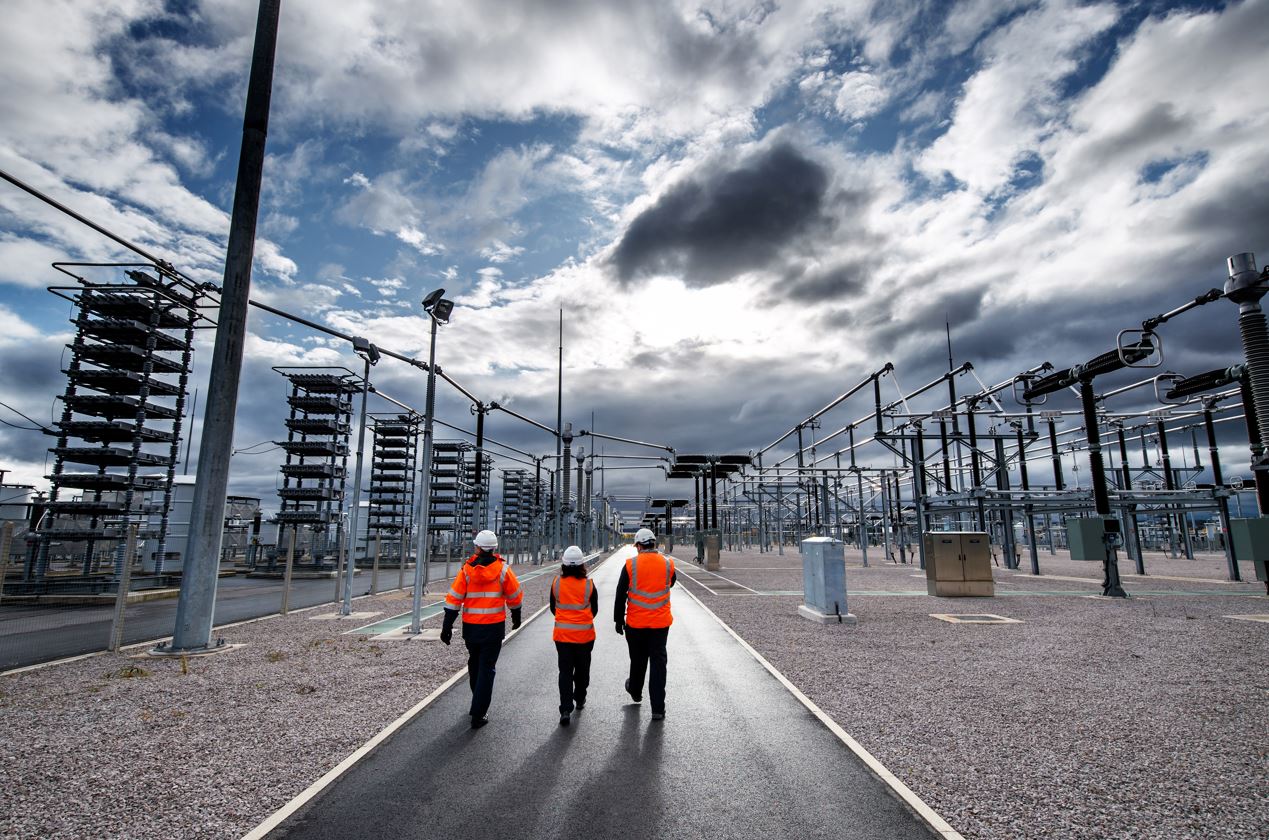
[266,651,287,663]
[110,665,149,679]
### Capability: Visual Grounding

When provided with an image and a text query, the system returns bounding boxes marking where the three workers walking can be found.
[442,527,675,727]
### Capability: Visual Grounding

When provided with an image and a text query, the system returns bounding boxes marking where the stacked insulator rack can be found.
[500,470,530,537]
[429,440,470,549]
[36,264,214,582]
[272,367,358,567]
[463,450,491,537]
[365,413,420,566]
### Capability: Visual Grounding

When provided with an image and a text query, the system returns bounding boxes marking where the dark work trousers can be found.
[625,626,669,714]
[462,621,505,719]
[555,640,594,714]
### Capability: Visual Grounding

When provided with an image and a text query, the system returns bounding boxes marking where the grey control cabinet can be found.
[798,537,856,624]
[1229,517,1269,583]
[1066,517,1120,562]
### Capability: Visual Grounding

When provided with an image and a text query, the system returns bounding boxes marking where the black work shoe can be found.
[624,679,642,703]
[651,711,665,721]
[560,714,570,726]
[471,716,490,730]
[575,701,586,711]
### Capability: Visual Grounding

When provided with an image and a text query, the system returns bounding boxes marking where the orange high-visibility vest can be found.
[624,550,674,628]
[552,576,595,643]
[445,555,524,624]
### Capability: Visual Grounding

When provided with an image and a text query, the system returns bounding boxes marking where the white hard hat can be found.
[634,528,656,546]
[474,530,498,550]
[561,546,585,566]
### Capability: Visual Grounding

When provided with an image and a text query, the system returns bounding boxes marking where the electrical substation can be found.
[2,60,1268,840]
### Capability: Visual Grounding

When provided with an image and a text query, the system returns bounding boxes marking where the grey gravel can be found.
[4,549,1265,840]
[692,547,1269,840]
[0,567,556,840]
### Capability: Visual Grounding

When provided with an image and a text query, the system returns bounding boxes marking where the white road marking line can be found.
[237,602,553,840]
[680,585,967,840]
[237,548,629,837]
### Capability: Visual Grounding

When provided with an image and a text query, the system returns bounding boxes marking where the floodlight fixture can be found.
[422,288,454,324]
[351,336,380,365]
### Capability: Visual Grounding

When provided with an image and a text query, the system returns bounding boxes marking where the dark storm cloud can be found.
[777,257,871,305]
[1074,102,1194,173]
[1176,175,1269,259]
[610,142,831,287]
[0,337,66,396]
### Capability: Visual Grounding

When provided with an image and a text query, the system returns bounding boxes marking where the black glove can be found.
[511,609,522,630]
[614,621,624,636]
[439,627,452,646]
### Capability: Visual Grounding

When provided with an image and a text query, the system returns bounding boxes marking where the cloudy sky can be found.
[1,0,1267,518]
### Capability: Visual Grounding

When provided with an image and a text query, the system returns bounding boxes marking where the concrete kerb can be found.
[677,583,966,840]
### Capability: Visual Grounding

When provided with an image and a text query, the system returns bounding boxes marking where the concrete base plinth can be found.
[144,642,247,658]
[798,604,858,625]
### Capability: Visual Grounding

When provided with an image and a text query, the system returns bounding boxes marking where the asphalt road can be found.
[268,550,935,840]
[0,574,379,670]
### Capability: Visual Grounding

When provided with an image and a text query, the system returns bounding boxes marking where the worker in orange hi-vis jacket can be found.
[614,528,676,721]
[441,529,524,729]
[550,545,599,727]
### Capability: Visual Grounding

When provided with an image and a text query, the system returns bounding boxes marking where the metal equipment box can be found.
[923,531,993,597]
[704,531,721,571]
[1066,517,1115,561]
[1228,517,1269,583]
[799,537,856,624]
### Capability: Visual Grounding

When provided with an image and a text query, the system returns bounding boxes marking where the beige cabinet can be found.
[923,531,994,597]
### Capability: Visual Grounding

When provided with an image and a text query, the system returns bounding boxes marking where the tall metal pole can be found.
[1117,425,1145,575]
[168,0,281,653]
[472,403,486,537]
[1197,406,1238,583]
[1017,423,1040,575]
[1080,380,1125,597]
[341,353,372,615]
[1203,404,1240,581]
[1157,420,1183,559]
[409,316,441,634]
[560,424,573,548]
[709,462,719,529]
[555,310,563,551]
[575,449,585,547]
[756,453,766,552]
[913,423,928,571]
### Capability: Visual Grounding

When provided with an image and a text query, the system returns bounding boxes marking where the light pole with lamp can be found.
[410,289,454,635]
[340,336,379,615]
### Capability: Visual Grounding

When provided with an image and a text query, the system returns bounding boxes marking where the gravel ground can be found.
[690,548,1269,840]
[0,561,558,840]
[4,548,1265,840]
